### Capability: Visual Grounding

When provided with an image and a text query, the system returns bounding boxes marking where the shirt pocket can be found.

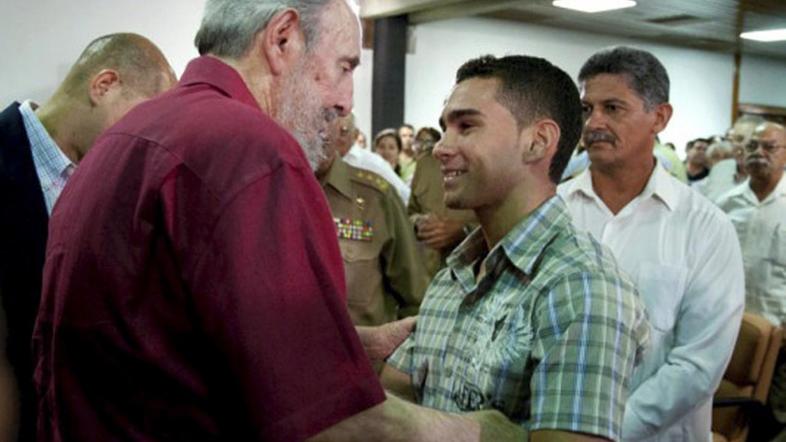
[635,263,688,333]
[769,224,786,267]
[340,238,382,307]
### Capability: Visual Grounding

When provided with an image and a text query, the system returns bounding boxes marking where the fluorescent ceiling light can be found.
[552,0,636,13]
[740,29,786,42]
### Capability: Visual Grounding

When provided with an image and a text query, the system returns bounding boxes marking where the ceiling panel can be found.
[361,0,786,60]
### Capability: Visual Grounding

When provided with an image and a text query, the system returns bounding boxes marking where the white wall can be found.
[404,17,742,155]
[0,0,383,141]
[2,4,785,156]
[739,54,786,108]
[0,0,204,106]
[353,49,375,145]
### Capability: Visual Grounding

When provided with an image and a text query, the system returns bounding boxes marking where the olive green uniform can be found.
[321,157,429,326]
[408,149,477,278]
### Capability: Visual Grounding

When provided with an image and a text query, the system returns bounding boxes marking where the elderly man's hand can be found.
[356,316,416,361]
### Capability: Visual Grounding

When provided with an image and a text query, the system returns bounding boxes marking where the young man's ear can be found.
[522,119,560,163]
[260,8,305,76]
[88,69,121,106]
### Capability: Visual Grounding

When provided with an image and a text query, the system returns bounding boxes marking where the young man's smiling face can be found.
[434,77,529,212]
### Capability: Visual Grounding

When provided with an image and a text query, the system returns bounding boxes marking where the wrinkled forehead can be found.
[316,1,361,47]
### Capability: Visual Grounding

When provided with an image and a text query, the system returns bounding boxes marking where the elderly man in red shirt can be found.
[32,0,524,441]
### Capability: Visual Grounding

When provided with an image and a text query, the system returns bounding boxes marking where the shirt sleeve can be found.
[385,333,415,375]
[621,215,744,440]
[182,162,385,442]
[380,186,430,318]
[529,271,648,441]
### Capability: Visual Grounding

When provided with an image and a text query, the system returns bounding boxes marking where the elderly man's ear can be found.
[260,9,306,76]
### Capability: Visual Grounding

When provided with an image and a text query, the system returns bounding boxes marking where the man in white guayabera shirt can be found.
[718,122,786,424]
[558,46,745,442]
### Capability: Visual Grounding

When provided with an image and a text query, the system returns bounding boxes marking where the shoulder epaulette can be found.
[351,168,390,193]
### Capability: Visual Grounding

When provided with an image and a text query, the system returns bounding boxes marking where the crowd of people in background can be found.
[2,0,786,441]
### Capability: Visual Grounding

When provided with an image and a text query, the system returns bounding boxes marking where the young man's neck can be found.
[590,156,656,215]
[476,183,554,250]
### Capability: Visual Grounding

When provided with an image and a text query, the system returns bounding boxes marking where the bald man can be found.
[0,32,175,441]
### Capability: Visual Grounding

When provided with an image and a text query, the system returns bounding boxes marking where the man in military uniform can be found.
[317,115,429,326]
[408,127,476,278]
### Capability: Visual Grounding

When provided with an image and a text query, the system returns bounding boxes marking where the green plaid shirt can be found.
[387,196,649,440]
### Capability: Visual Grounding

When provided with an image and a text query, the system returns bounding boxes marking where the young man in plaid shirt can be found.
[383,55,650,442]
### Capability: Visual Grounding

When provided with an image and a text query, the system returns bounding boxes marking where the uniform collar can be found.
[447,196,569,288]
[179,56,260,111]
[564,159,678,212]
[323,156,354,200]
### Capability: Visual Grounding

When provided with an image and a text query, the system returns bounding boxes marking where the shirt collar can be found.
[774,174,786,198]
[749,174,786,205]
[723,179,751,202]
[179,56,261,111]
[323,156,353,200]
[446,195,569,281]
[564,159,678,212]
[345,144,361,161]
[18,100,74,180]
[639,163,679,211]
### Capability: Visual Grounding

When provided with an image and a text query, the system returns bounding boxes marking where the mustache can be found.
[584,130,616,145]
[746,154,768,163]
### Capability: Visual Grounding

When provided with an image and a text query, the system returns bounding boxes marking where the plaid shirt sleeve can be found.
[528,270,648,440]
[386,333,415,374]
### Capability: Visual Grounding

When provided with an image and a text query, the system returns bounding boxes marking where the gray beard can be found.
[275,63,337,171]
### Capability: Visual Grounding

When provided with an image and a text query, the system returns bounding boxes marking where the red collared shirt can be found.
[33,56,384,442]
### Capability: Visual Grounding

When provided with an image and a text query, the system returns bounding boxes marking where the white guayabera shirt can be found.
[719,176,786,326]
[559,164,745,442]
